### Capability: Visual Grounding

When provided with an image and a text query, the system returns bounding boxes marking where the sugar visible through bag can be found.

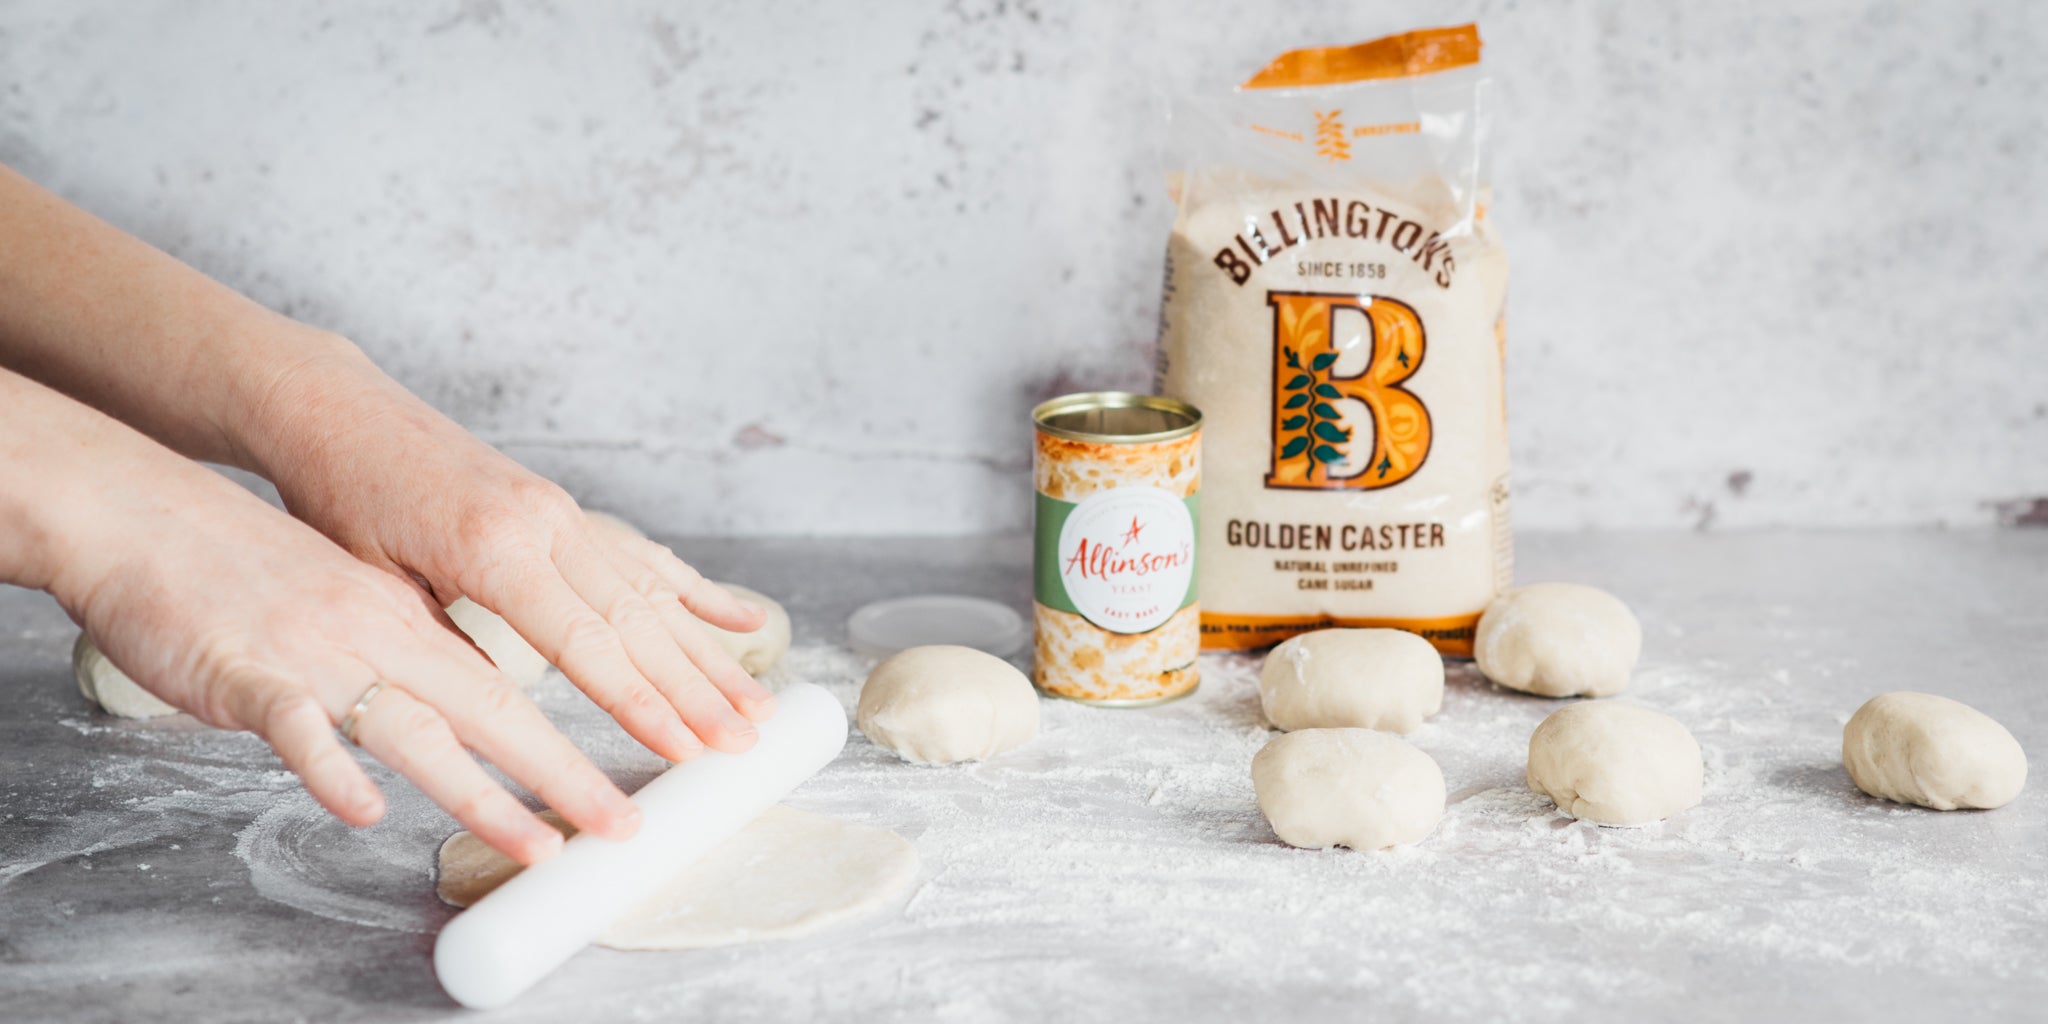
[1157,24,1512,655]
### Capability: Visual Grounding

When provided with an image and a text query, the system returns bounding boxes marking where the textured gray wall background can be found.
[2,1,2043,534]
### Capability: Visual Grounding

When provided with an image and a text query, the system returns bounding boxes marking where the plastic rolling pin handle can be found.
[433,682,848,1010]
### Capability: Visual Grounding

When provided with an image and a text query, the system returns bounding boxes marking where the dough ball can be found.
[444,598,551,690]
[1259,628,1443,733]
[1251,728,1445,850]
[71,633,178,718]
[857,645,1038,764]
[437,805,919,950]
[1526,701,1702,825]
[1842,692,2027,810]
[585,509,647,539]
[1476,583,1641,697]
[689,583,792,675]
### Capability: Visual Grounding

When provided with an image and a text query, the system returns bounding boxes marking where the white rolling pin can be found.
[434,681,848,1009]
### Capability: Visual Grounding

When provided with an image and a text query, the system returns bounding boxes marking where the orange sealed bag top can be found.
[1156,24,1510,656]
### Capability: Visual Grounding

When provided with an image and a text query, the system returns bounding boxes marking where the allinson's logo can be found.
[1054,488,1195,635]
[1265,291,1432,490]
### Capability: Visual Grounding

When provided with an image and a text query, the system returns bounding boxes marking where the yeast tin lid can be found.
[1032,391,1201,444]
[847,595,1029,658]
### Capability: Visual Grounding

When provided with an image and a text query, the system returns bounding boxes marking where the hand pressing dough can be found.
[857,645,1038,764]
[584,509,647,539]
[444,598,551,690]
[437,805,918,949]
[447,587,788,685]
[1476,583,1641,698]
[1251,728,1445,850]
[1843,692,2027,810]
[686,582,792,675]
[1527,701,1702,826]
[583,509,791,676]
[1259,628,1443,733]
[71,633,178,718]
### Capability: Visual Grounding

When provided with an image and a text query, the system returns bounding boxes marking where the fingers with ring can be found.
[339,680,388,745]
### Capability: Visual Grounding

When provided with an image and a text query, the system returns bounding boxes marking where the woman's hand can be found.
[6,369,637,864]
[239,338,777,764]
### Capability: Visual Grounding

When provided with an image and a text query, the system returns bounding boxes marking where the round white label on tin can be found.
[1055,486,1195,634]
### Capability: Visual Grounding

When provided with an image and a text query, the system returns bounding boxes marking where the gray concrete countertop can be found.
[3,530,2044,1023]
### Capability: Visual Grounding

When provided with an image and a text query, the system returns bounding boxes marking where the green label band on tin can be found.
[1035,488,1199,635]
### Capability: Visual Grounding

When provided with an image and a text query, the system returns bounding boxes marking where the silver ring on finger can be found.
[339,681,389,746]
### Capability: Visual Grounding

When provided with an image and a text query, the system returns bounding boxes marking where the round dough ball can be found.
[1259,628,1443,733]
[857,645,1038,765]
[1476,583,1641,698]
[444,598,551,690]
[1526,701,1702,825]
[1842,692,2027,810]
[1251,728,1445,850]
[72,633,179,718]
[693,582,792,675]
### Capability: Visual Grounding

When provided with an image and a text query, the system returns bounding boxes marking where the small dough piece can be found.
[444,598,551,690]
[857,645,1038,764]
[71,633,178,719]
[1476,583,1641,698]
[691,582,792,675]
[1251,728,1445,850]
[1843,692,2027,810]
[436,806,918,949]
[1527,701,1702,825]
[1259,628,1443,733]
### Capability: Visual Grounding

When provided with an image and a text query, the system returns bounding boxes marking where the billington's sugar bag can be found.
[1157,24,1511,655]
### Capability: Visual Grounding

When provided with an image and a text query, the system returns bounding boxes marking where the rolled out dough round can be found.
[435,805,918,950]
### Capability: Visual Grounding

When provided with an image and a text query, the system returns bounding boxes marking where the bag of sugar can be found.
[1157,23,1512,655]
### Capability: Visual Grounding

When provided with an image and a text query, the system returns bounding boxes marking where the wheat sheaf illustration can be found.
[1313,110,1351,163]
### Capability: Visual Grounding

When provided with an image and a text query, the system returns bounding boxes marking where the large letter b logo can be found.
[1264,291,1432,490]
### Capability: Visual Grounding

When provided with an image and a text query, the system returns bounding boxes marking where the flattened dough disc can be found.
[436,805,917,950]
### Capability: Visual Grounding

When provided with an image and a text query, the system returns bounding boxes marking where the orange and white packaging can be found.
[1156,24,1512,656]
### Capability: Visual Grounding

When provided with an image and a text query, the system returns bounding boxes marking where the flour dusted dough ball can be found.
[1251,728,1445,850]
[444,597,551,690]
[1476,583,1641,698]
[1843,692,2027,810]
[692,583,792,675]
[1259,628,1443,734]
[857,645,1038,764]
[72,633,179,718]
[1527,702,1702,825]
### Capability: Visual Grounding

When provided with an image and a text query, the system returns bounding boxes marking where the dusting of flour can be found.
[12,633,2042,1022]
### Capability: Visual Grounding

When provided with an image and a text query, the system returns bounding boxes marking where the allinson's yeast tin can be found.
[1031,392,1202,706]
